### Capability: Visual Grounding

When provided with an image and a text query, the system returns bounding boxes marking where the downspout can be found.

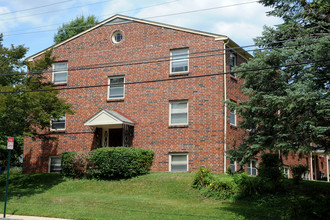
[223,39,229,173]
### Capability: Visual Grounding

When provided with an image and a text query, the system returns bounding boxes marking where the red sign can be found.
[7,137,14,150]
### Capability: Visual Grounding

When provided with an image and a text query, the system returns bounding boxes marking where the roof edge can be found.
[26,14,229,61]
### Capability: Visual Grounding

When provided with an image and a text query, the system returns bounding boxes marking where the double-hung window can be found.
[51,115,66,130]
[108,76,125,99]
[230,159,236,172]
[229,53,237,77]
[53,62,68,84]
[170,100,188,126]
[169,153,188,172]
[170,48,189,73]
[283,166,289,178]
[230,109,236,126]
[49,156,62,173]
[247,159,257,176]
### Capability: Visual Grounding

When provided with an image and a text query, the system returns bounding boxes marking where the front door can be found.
[108,128,123,147]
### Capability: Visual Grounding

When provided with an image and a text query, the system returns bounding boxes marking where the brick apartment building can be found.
[23,15,329,180]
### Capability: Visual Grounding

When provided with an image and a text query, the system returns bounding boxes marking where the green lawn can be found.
[0,172,328,219]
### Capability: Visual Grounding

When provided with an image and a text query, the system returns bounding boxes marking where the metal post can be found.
[3,149,11,218]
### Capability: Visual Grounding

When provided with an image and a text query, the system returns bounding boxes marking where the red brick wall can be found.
[23,20,248,173]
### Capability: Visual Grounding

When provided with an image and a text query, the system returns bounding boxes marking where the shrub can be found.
[192,167,215,190]
[233,173,263,198]
[204,177,237,199]
[88,147,154,180]
[258,153,283,182]
[290,165,308,184]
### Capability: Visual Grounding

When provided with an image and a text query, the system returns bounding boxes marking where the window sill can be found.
[229,75,238,81]
[49,129,66,133]
[230,124,238,129]
[53,83,67,86]
[107,98,124,102]
[169,71,190,77]
[169,125,188,128]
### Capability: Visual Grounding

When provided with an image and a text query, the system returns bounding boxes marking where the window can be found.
[108,76,125,99]
[283,166,289,178]
[169,153,188,172]
[303,171,310,180]
[169,100,188,125]
[247,159,257,176]
[229,53,237,77]
[112,30,123,43]
[53,62,68,84]
[230,159,236,172]
[170,48,189,73]
[51,115,66,130]
[49,157,62,173]
[230,109,236,126]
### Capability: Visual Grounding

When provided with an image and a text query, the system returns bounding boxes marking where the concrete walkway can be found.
[0,214,72,220]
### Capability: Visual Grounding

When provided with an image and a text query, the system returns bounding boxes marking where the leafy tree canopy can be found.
[0,34,73,166]
[54,15,99,44]
[229,0,329,163]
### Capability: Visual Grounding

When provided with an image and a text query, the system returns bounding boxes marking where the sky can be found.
[0,0,282,58]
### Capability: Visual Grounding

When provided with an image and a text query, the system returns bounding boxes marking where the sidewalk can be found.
[0,214,72,220]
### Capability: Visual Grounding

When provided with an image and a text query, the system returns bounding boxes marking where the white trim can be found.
[169,100,188,126]
[169,153,189,172]
[108,76,125,99]
[48,156,62,173]
[26,14,230,62]
[283,165,290,178]
[50,115,66,131]
[247,159,257,176]
[170,48,189,74]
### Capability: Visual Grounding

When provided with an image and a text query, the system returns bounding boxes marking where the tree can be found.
[229,0,329,163]
[54,15,99,44]
[0,34,73,166]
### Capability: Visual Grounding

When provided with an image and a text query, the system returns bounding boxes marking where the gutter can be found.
[223,39,229,173]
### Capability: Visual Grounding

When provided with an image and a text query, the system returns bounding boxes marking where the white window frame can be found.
[283,166,290,178]
[169,100,188,126]
[52,62,68,84]
[108,76,125,99]
[169,153,188,172]
[48,156,62,173]
[230,159,237,172]
[247,159,257,176]
[229,53,237,77]
[230,109,236,126]
[170,48,189,74]
[50,115,66,131]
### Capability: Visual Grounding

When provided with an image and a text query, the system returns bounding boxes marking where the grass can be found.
[0,171,329,220]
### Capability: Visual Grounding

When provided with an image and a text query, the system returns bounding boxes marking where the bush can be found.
[88,147,154,180]
[61,151,90,178]
[233,173,263,198]
[192,167,215,190]
[290,165,308,184]
[258,153,282,181]
[204,177,237,199]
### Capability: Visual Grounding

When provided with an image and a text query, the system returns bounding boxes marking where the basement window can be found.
[169,153,188,172]
[49,156,62,173]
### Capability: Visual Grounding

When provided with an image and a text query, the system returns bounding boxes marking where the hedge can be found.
[61,147,154,180]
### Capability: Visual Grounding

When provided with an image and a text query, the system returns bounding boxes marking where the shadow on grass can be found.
[0,173,64,201]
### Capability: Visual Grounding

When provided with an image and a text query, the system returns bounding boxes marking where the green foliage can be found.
[88,147,154,180]
[192,167,215,189]
[229,0,330,164]
[54,15,99,44]
[285,195,330,220]
[290,164,308,184]
[258,153,283,181]
[0,36,73,165]
[61,151,90,178]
